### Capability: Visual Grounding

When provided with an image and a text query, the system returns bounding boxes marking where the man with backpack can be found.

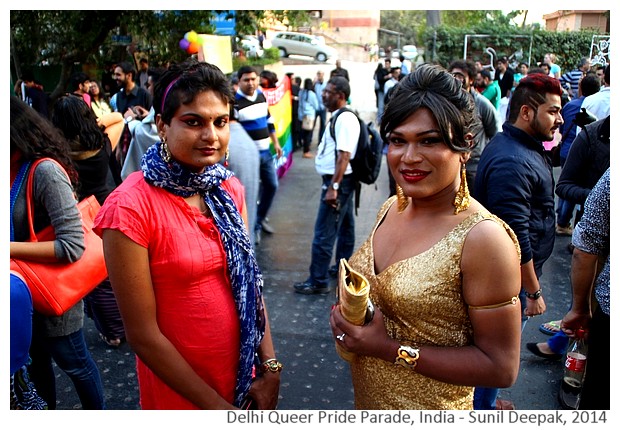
[293,77,360,295]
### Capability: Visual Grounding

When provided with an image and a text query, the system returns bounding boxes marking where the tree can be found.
[10,10,305,103]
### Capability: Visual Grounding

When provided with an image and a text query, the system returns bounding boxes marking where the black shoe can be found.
[328,266,338,279]
[261,220,275,234]
[526,342,562,360]
[293,281,330,295]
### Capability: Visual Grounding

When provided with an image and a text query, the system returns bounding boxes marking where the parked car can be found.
[402,45,418,61]
[270,31,337,62]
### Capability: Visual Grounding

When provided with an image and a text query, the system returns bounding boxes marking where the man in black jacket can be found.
[473,73,564,410]
[494,56,515,99]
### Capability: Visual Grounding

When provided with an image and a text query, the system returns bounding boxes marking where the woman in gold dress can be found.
[330,64,522,410]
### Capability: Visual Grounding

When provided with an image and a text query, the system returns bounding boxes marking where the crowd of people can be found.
[10,45,610,411]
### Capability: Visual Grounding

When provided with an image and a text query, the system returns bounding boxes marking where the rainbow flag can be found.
[262,76,293,178]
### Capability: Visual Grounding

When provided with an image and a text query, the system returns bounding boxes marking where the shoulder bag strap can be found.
[22,158,69,242]
[10,161,32,242]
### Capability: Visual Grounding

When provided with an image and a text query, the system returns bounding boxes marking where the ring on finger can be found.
[336,333,346,342]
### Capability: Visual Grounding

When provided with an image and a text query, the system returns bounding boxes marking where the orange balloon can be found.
[187,41,200,54]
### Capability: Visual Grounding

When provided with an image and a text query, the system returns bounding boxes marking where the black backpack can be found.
[329,107,383,214]
[329,107,383,185]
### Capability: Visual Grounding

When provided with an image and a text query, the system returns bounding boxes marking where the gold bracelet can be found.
[260,358,283,373]
[394,345,420,370]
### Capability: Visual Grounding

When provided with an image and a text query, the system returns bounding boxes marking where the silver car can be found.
[271,31,337,62]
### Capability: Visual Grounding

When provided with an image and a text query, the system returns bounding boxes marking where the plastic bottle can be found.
[560,329,588,409]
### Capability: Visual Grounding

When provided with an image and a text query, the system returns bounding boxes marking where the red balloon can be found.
[187,41,200,54]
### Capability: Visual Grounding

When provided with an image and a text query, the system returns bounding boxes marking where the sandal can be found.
[539,320,561,336]
[99,333,122,348]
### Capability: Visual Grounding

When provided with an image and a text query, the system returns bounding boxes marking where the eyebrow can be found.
[389,128,441,138]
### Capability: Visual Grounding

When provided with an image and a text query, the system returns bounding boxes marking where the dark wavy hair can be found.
[10,96,78,185]
[154,59,233,124]
[508,73,562,123]
[380,63,481,153]
[51,95,107,151]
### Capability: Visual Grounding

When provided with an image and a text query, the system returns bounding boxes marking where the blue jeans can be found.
[29,328,105,409]
[256,149,279,230]
[474,387,499,409]
[377,91,385,123]
[307,175,356,287]
[556,198,575,227]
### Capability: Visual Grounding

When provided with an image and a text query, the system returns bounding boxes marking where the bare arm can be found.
[247,302,280,409]
[561,248,599,337]
[270,131,282,158]
[520,259,547,316]
[330,219,521,387]
[323,150,351,208]
[102,229,232,409]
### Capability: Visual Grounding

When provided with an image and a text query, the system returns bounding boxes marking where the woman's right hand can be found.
[329,305,398,363]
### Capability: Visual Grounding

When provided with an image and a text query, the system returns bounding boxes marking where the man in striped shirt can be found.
[235,66,283,244]
[559,57,591,99]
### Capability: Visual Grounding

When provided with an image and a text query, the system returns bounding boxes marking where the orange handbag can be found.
[10,159,108,316]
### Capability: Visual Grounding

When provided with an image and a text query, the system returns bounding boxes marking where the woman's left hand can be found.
[330,305,397,363]
[247,371,280,410]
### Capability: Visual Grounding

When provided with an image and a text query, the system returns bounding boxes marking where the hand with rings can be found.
[336,333,346,342]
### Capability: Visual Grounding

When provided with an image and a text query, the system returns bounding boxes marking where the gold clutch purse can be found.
[335,258,375,362]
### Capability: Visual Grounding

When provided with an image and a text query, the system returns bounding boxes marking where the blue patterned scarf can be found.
[141,142,265,407]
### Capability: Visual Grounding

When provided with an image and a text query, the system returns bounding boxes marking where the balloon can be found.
[179,38,190,51]
[185,31,198,43]
[187,41,200,55]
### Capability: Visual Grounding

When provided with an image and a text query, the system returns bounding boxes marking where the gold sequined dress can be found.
[348,196,518,410]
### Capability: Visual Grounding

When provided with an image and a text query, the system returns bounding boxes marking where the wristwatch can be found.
[525,289,542,300]
[330,182,340,191]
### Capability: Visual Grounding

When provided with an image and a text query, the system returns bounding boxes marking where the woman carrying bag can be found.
[10,96,105,409]
[52,95,125,347]
[298,78,319,158]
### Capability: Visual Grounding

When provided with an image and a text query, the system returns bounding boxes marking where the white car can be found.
[401,45,418,61]
[270,31,337,62]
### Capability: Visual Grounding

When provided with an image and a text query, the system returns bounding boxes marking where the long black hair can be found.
[10,96,78,185]
[51,95,108,151]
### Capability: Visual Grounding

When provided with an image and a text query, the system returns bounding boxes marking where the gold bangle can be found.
[260,358,283,373]
[394,345,420,370]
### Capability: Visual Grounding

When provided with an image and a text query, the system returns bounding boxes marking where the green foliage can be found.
[378,10,425,48]
[232,47,280,71]
[10,10,293,101]
[421,23,602,72]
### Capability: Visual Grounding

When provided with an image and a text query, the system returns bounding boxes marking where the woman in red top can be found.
[94,59,280,409]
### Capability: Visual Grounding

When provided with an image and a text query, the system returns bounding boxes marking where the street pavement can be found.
[54,60,573,410]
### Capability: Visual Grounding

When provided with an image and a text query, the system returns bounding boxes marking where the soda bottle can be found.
[559,329,588,409]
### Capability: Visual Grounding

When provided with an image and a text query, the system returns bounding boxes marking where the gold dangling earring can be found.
[453,164,471,215]
[161,138,171,163]
[396,184,409,213]
[224,148,229,167]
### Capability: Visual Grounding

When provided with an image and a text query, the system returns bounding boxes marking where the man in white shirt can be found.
[580,64,610,122]
[294,76,360,295]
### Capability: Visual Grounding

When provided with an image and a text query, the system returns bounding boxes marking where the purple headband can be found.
[160,76,181,114]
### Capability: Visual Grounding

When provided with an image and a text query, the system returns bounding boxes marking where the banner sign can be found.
[199,34,233,75]
[261,75,293,178]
